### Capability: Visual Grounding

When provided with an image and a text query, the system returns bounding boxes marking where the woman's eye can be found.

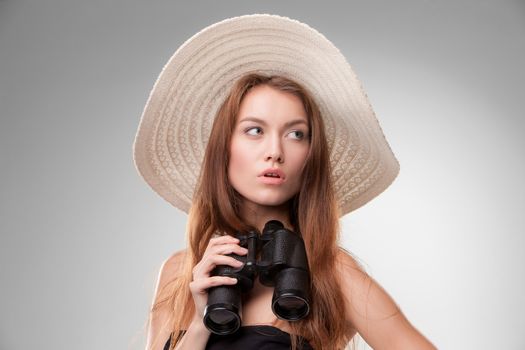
[245,127,263,136]
[288,130,305,140]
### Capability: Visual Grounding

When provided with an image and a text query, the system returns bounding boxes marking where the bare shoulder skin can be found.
[335,250,437,349]
[146,250,187,350]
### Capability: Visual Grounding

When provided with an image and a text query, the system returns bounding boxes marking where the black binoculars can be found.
[203,220,311,335]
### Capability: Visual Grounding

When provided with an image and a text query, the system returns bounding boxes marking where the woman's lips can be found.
[258,168,286,185]
[258,176,285,185]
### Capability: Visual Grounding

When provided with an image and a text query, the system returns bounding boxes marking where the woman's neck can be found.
[238,201,293,233]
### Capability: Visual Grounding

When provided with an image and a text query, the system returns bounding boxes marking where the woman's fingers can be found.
[189,235,246,319]
[192,238,248,279]
[189,276,238,294]
[210,243,248,257]
[193,254,244,278]
[208,235,240,247]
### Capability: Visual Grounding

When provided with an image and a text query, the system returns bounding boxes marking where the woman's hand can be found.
[189,235,248,322]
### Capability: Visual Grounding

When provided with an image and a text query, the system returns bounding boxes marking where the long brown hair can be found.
[157,73,357,349]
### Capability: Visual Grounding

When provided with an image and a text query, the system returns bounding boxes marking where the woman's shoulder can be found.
[334,248,369,282]
[151,250,188,308]
[334,249,380,310]
[153,249,189,301]
[334,248,399,315]
[159,249,188,281]
[334,248,428,349]
[147,250,189,350]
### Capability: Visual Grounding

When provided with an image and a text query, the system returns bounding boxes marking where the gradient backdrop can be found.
[1,1,524,349]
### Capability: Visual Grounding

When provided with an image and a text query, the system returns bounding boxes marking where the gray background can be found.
[1,1,524,349]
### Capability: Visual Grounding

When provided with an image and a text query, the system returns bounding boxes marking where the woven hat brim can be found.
[133,14,400,216]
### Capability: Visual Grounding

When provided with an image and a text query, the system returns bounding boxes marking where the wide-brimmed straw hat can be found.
[133,14,399,217]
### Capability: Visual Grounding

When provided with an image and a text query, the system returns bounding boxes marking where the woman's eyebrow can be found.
[238,116,308,127]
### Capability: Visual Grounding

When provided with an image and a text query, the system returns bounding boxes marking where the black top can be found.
[163,325,313,350]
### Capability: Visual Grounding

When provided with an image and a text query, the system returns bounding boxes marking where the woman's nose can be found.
[264,135,284,163]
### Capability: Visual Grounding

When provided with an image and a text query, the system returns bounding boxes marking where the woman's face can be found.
[228,84,310,210]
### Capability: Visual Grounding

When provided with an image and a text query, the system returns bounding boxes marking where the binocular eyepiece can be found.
[203,220,311,335]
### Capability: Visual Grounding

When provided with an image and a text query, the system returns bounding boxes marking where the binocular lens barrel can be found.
[272,268,310,320]
[203,285,241,335]
[273,294,309,320]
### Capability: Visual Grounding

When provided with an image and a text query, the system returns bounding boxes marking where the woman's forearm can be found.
[174,317,211,350]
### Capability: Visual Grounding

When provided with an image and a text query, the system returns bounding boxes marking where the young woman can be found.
[133,15,437,350]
